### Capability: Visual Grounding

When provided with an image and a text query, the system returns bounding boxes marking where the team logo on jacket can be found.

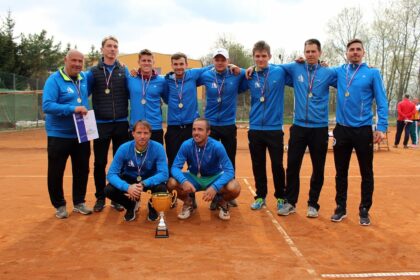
[298,75,304,83]
[255,82,260,88]
[67,87,74,93]
[212,82,217,88]
[128,160,135,167]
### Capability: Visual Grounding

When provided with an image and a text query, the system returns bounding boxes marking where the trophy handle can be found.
[146,190,153,207]
[171,190,178,207]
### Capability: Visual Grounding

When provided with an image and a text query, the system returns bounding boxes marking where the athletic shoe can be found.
[307,206,319,218]
[178,204,194,220]
[111,201,124,212]
[250,198,266,210]
[93,199,105,212]
[359,208,371,226]
[228,199,238,207]
[73,203,93,215]
[124,207,136,222]
[209,194,222,211]
[331,206,347,222]
[393,145,398,148]
[147,200,159,221]
[276,198,285,211]
[55,206,68,219]
[218,202,230,221]
[403,145,409,149]
[277,202,296,216]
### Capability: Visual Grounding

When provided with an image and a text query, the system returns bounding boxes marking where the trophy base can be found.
[155,227,169,238]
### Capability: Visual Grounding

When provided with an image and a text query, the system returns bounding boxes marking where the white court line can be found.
[243,178,320,279]
[321,272,420,278]
[238,175,420,179]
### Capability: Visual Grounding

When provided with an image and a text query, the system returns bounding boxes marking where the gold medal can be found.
[77,98,82,103]
[217,97,222,103]
[178,103,184,109]
[345,91,350,97]
[141,98,147,105]
[105,88,110,94]
[197,172,201,178]
[137,176,142,182]
[260,96,265,103]
[308,92,313,98]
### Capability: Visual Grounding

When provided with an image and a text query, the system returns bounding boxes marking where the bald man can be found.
[42,50,93,219]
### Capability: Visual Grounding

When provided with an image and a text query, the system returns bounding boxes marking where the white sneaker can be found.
[307,206,319,218]
[218,206,230,220]
[55,206,68,219]
[178,204,193,220]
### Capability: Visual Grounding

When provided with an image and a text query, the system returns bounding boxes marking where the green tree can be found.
[0,11,18,73]
[85,44,101,68]
[17,30,63,80]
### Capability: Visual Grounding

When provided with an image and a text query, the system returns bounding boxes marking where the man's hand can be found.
[228,64,241,76]
[181,181,196,193]
[125,183,143,201]
[202,186,217,202]
[373,131,385,144]
[129,68,138,77]
[245,66,254,80]
[74,106,88,115]
[294,56,305,64]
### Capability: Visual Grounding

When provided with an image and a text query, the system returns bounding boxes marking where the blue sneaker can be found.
[250,198,266,210]
[276,198,285,211]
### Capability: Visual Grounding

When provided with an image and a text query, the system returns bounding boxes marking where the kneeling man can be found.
[168,118,240,220]
[105,120,168,222]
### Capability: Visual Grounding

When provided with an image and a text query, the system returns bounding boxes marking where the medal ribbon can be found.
[256,67,270,99]
[345,63,362,93]
[141,74,151,102]
[213,70,226,102]
[103,65,115,90]
[194,140,208,176]
[305,63,318,93]
[63,69,82,102]
[175,74,185,104]
[134,144,149,180]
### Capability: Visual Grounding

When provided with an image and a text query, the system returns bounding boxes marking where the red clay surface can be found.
[0,127,419,279]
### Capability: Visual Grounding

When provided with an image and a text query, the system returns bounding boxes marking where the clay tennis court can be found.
[0,126,419,279]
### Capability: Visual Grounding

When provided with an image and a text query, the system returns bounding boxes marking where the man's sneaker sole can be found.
[124,211,137,222]
[111,202,124,212]
[277,206,296,216]
[73,208,93,215]
[331,214,347,222]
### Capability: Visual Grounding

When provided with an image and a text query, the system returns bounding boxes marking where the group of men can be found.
[42,35,388,227]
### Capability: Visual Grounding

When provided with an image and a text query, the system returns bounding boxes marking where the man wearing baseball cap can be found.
[197,48,247,209]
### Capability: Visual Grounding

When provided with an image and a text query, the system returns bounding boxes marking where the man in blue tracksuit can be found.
[246,41,292,213]
[168,118,240,221]
[164,52,210,170]
[85,36,129,212]
[197,48,247,208]
[278,39,337,218]
[105,120,168,222]
[330,39,388,226]
[126,49,167,144]
[42,50,93,219]
[197,48,248,171]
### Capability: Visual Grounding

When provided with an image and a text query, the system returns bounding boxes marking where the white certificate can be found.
[73,110,99,143]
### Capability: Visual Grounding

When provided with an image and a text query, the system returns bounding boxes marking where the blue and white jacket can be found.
[282,62,336,128]
[171,137,234,191]
[197,68,247,126]
[107,140,168,191]
[42,68,89,138]
[333,63,388,132]
[125,69,167,130]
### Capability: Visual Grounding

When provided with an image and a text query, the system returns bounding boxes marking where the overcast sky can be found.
[1,0,382,59]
